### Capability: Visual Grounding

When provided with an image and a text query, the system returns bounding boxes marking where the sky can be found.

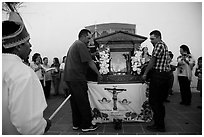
[2,2,202,64]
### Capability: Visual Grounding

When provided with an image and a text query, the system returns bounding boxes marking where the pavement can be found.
[44,89,202,135]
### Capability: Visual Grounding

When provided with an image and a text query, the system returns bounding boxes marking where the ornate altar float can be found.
[95,30,147,84]
[86,24,152,123]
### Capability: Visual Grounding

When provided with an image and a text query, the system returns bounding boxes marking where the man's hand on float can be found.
[97,74,103,81]
[142,74,147,83]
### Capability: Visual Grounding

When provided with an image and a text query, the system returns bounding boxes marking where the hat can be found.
[2,20,30,49]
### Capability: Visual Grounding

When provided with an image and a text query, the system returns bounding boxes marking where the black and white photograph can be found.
[2,1,202,135]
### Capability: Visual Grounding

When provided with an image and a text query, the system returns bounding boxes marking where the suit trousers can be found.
[149,70,170,128]
[66,81,92,129]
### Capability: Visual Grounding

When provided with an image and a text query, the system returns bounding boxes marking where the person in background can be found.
[195,57,202,109]
[142,30,170,132]
[141,46,152,76]
[64,29,103,132]
[30,53,44,87]
[164,51,176,102]
[60,56,69,98]
[2,20,51,134]
[141,46,151,64]
[177,44,195,106]
[51,57,60,96]
[168,51,177,95]
[42,57,52,99]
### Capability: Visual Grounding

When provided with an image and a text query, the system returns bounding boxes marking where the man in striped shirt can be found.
[142,30,170,132]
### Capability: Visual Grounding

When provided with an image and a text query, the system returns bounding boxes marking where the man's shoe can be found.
[73,126,79,130]
[82,125,98,132]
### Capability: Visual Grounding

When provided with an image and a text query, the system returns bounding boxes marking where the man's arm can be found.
[88,60,103,81]
[142,56,156,80]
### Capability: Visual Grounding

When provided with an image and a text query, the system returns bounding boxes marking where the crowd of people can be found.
[25,53,68,99]
[2,20,202,134]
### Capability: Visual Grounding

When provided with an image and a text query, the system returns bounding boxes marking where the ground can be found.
[44,89,202,135]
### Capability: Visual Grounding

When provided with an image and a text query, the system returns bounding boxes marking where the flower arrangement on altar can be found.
[99,46,110,74]
[131,50,145,75]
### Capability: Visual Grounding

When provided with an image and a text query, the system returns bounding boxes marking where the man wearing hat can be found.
[2,20,51,134]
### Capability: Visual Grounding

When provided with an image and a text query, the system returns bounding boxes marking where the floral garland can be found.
[131,50,144,75]
[99,46,110,74]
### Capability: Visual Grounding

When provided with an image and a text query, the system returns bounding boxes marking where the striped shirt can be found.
[152,40,170,72]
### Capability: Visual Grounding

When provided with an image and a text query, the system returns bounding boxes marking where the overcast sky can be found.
[2,2,202,64]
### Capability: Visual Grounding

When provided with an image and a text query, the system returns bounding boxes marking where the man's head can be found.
[2,20,31,60]
[78,29,92,45]
[149,30,162,46]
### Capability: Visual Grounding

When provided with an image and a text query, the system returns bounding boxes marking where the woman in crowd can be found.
[30,53,44,87]
[51,57,60,96]
[42,57,52,99]
[141,46,151,64]
[195,57,202,96]
[164,51,176,102]
[141,46,151,77]
[195,57,202,109]
[60,56,69,98]
[177,45,195,106]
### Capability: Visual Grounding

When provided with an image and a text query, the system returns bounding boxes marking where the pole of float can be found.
[49,94,71,120]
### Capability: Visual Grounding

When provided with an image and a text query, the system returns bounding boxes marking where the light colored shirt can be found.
[177,54,195,80]
[60,62,65,70]
[2,54,47,135]
[30,62,44,80]
[42,64,52,81]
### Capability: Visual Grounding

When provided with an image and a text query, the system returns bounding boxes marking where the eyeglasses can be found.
[150,38,155,40]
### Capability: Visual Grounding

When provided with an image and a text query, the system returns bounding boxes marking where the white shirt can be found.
[60,62,65,70]
[30,62,44,80]
[2,54,47,135]
[177,54,195,80]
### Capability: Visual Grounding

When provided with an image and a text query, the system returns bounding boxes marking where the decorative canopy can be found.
[94,31,147,45]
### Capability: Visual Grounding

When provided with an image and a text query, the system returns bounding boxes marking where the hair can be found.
[53,57,60,65]
[150,30,162,39]
[141,47,151,57]
[198,57,202,61]
[78,29,91,39]
[43,57,48,61]
[180,44,191,54]
[168,51,174,59]
[32,53,41,62]
[62,56,66,63]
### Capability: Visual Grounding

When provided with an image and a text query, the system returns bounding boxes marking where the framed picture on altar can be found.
[110,50,131,75]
